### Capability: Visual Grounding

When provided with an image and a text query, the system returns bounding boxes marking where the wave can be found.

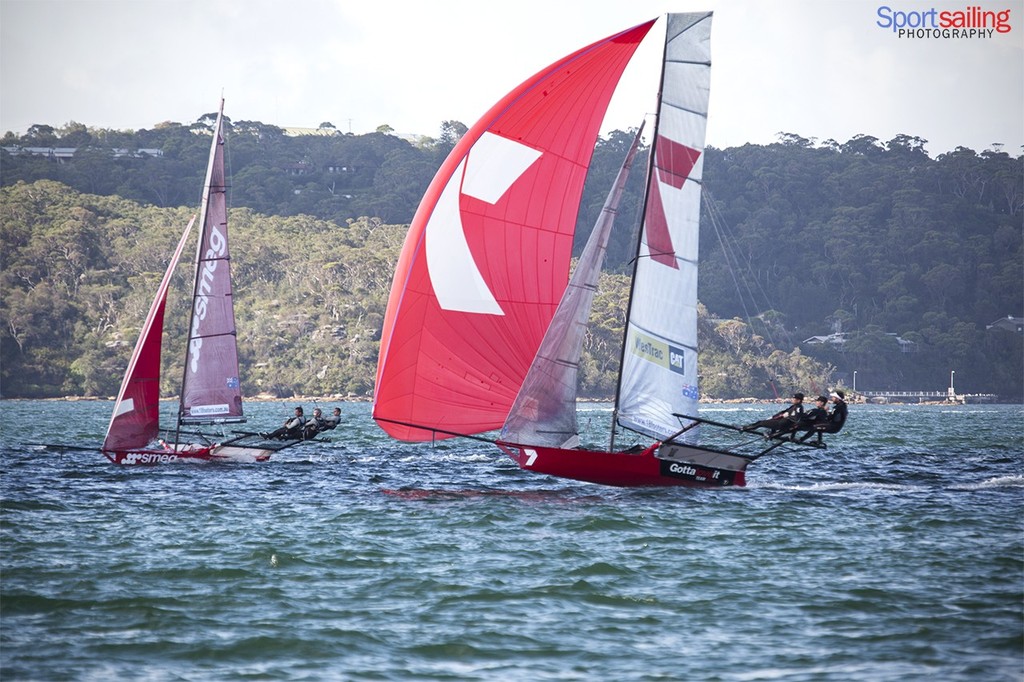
[754,475,1024,493]
[949,474,1024,490]
[752,481,926,493]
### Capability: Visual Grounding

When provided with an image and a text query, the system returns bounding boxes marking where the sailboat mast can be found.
[176,99,225,444]
[608,20,671,452]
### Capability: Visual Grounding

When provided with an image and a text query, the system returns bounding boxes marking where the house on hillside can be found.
[986,316,1023,333]
[802,332,847,348]
[802,331,917,352]
[2,146,77,163]
[3,146,163,162]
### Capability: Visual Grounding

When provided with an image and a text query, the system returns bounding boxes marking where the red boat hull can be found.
[496,441,748,488]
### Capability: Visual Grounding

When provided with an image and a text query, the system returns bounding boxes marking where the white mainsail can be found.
[616,13,712,441]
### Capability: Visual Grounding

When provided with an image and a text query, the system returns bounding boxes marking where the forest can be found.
[1,118,1021,401]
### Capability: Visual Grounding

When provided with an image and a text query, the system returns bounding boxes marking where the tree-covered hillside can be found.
[2,118,460,226]
[698,134,1021,397]
[0,180,832,400]
[1,119,1021,400]
[0,181,399,399]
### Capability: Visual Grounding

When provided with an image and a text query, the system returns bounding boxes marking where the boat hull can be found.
[204,444,274,463]
[496,441,749,488]
[103,442,271,465]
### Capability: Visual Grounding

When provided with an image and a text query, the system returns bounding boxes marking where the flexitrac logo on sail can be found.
[876,5,1013,38]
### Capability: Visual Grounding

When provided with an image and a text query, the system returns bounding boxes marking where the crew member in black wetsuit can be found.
[800,390,848,443]
[792,396,829,440]
[824,390,848,431]
[743,393,804,437]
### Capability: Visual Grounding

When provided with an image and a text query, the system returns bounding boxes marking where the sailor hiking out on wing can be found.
[296,406,342,439]
[262,406,306,440]
[798,390,848,443]
[790,395,830,440]
[302,408,325,439]
[743,393,805,438]
[322,407,342,430]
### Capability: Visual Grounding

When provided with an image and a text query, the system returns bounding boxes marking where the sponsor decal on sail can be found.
[425,132,543,315]
[189,404,230,416]
[630,330,688,375]
[189,225,227,373]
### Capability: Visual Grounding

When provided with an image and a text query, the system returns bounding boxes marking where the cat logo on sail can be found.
[630,330,686,375]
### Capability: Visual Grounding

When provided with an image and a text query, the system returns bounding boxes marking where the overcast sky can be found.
[2,0,1022,156]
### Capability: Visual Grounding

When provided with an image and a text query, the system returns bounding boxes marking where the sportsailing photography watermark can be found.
[876,4,1013,38]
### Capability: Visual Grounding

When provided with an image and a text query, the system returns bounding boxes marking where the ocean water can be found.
[1,400,1021,681]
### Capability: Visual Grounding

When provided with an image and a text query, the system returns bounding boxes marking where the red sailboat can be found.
[374,14,808,486]
[102,99,297,465]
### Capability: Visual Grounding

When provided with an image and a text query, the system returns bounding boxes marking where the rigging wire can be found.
[702,186,795,352]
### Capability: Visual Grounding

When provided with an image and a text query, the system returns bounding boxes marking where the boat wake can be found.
[754,475,1024,493]
[380,487,604,503]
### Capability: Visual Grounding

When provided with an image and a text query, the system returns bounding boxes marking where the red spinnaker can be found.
[374,20,656,441]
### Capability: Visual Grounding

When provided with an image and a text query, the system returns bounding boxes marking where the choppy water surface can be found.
[1,400,1021,681]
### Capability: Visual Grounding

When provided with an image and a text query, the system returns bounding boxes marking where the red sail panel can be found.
[644,137,702,268]
[103,217,196,452]
[374,20,656,441]
[180,102,245,423]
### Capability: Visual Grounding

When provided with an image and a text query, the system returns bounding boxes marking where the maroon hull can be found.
[103,442,272,465]
[104,446,216,466]
[497,442,749,488]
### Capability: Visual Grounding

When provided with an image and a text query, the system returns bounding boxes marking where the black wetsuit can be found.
[748,402,804,435]
[797,406,829,429]
[800,400,847,443]
[821,400,848,433]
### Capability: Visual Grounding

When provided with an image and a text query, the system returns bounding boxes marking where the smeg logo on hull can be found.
[122,452,179,465]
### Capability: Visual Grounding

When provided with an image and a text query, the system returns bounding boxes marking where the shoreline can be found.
[3,396,1017,406]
